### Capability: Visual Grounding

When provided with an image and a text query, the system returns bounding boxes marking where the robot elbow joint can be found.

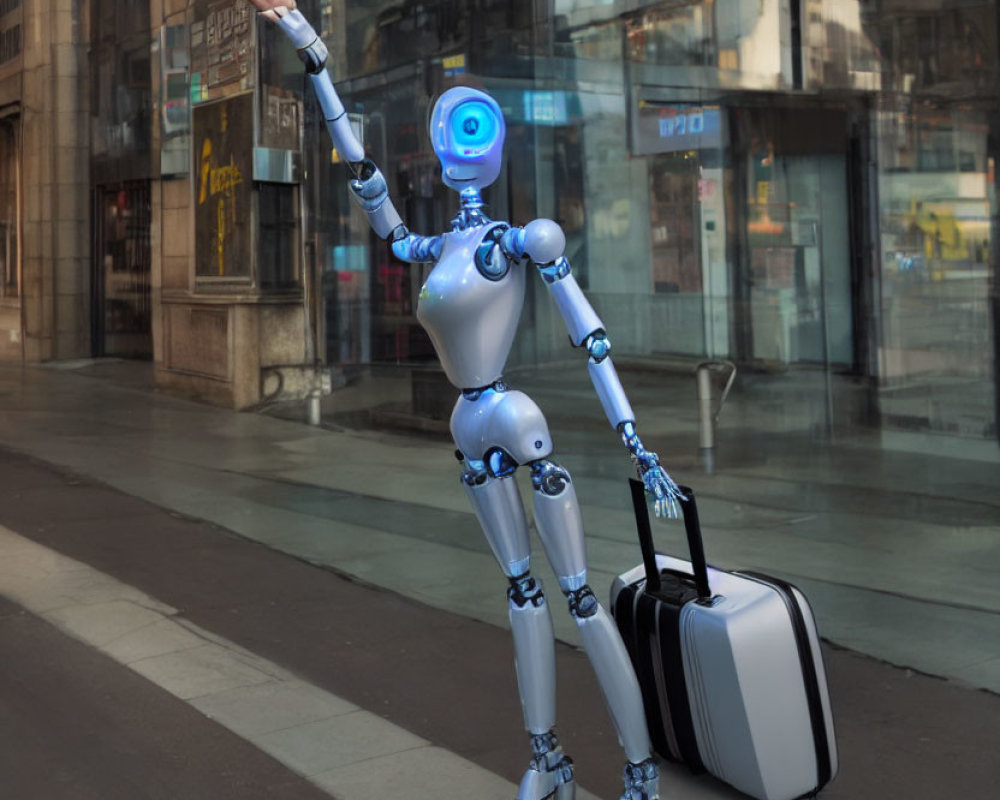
[585,331,611,362]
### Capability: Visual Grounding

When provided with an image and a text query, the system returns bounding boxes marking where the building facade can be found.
[315,0,999,448]
[0,0,90,362]
[0,0,997,451]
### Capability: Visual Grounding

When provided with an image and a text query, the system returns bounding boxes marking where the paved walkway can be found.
[0,359,997,798]
[4,360,999,693]
[1,436,998,799]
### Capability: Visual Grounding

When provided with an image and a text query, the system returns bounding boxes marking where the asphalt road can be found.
[0,448,998,799]
[0,592,334,800]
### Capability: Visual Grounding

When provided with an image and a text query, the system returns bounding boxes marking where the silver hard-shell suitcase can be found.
[610,480,838,800]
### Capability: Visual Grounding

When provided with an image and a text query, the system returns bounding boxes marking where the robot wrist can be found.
[296,39,328,74]
[619,422,657,468]
[275,9,320,48]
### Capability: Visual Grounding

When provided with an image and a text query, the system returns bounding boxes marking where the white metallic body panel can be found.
[547,274,602,346]
[510,593,558,734]
[463,475,532,577]
[532,481,587,591]
[417,223,525,389]
[450,390,553,465]
[588,356,635,427]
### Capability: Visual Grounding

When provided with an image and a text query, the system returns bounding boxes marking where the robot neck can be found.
[451,186,491,231]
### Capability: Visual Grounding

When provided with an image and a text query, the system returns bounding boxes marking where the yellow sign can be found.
[756,181,769,206]
[198,138,244,206]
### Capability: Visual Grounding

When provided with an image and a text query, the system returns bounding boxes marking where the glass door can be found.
[739,108,854,371]
[94,182,152,358]
[746,152,852,367]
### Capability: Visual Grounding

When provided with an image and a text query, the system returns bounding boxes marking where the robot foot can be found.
[621,758,659,800]
[516,731,575,800]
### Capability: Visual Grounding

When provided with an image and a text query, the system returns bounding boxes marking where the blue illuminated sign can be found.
[658,107,720,139]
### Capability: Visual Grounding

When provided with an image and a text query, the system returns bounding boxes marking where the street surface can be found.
[0,433,998,798]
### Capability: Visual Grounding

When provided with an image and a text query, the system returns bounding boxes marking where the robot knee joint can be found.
[565,585,599,619]
[530,459,571,496]
[508,573,545,608]
[461,459,488,486]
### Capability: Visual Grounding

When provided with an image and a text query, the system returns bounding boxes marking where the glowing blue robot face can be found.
[430,87,506,192]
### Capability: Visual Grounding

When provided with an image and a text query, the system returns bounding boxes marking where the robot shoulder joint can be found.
[522,218,565,266]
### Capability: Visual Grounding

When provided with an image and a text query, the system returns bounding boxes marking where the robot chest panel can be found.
[416,224,525,387]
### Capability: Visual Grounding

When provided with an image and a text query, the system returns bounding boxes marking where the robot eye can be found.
[451,101,497,150]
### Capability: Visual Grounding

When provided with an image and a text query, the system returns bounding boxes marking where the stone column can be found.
[21,0,91,362]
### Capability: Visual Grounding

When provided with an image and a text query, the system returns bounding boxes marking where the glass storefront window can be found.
[876,106,996,440]
[625,3,715,67]
[300,0,998,446]
[258,183,300,291]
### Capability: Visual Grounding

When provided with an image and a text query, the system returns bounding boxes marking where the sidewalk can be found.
[0,415,997,799]
[0,359,997,798]
[9,358,999,693]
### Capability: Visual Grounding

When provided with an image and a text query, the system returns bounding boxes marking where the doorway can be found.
[93,182,152,358]
[735,108,854,370]
[0,114,20,361]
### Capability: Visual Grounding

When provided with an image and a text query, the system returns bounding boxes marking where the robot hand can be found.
[246,0,295,22]
[619,422,685,520]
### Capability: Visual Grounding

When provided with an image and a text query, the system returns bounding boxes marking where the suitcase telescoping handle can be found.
[628,479,711,601]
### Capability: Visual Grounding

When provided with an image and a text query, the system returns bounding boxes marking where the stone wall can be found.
[20,0,91,361]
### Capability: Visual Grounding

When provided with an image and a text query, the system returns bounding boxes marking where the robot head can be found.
[429,87,506,192]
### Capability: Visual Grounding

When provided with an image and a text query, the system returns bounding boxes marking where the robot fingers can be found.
[254,4,326,74]
[247,0,296,23]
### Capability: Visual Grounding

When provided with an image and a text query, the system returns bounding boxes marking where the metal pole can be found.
[307,388,322,426]
[697,364,715,473]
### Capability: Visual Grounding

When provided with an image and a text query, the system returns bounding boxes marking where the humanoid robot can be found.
[249,3,685,798]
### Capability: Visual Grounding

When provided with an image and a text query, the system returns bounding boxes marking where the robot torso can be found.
[416,221,525,389]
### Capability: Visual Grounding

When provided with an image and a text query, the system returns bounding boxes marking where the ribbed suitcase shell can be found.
[610,482,838,800]
[612,556,838,800]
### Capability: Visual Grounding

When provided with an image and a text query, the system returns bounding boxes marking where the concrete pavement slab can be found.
[129,643,278,700]
[191,680,359,737]
[253,710,429,776]
[101,616,207,663]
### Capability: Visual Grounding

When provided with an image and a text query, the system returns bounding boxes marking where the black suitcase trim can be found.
[736,571,833,793]
[616,480,708,771]
[613,582,705,771]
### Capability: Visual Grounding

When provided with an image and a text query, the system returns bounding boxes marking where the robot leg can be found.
[531,460,659,800]
[462,471,575,799]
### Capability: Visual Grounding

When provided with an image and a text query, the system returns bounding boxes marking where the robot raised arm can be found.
[251,2,408,242]
[508,218,684,518]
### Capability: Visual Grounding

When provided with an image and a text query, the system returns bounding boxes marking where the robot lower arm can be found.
[511,218,683,517]
[255,4,404,240]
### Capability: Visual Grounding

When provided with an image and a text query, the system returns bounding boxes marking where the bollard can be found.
[695,360,736,474]
[307,389,322,426]
[697,365,715,471]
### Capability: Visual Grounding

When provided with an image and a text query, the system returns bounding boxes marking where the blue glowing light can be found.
[451,101,498,151]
